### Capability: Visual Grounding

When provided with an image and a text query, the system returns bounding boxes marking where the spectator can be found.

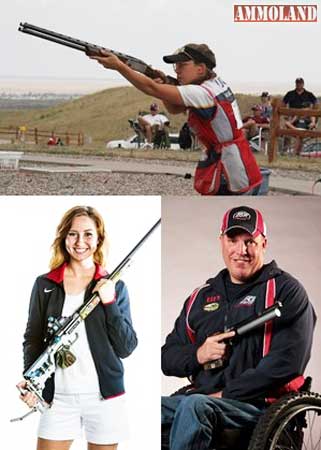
[137,103,170,148]
[260,92,273,121]
[242,105,270,140]
[282,78,318,155]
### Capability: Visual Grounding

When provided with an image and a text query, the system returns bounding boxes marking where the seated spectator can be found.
[282,78,318,155]
[242,105,270,140]
[260,92,273,121]
[137,103,170,148]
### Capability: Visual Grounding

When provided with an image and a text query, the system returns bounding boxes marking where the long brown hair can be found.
[50,206,107,270]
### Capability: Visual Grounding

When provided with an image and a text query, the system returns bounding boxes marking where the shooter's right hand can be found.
[196,330,235,365]
[17,380,38,408]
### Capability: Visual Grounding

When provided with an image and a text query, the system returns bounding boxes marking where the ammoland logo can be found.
[234,4,318,22]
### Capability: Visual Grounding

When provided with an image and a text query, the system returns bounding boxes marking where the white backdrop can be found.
[0,196,161,450]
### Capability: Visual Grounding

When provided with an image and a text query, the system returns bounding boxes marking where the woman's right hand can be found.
[17,380,38,408]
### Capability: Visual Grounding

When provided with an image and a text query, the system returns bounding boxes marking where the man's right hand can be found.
[196,330,235,365]
[17,380,38,408]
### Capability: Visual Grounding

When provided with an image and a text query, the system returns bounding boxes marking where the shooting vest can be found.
[188,83,262,195]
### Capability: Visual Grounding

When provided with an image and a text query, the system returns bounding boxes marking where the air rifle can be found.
[204,301,282,370]
[18,22,178,85]
[11,218,161,422]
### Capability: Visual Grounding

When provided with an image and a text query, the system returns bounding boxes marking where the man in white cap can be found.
[89,44,262,195]
[161,206,316,450]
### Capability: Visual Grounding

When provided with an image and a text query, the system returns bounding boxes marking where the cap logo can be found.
[233,211,251,221]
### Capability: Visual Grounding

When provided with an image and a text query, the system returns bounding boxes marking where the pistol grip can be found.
[204,358,224,370]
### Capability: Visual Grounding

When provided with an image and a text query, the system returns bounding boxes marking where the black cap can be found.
[163,44,216,70]
[295,77,304,84]
[221,206,267,238]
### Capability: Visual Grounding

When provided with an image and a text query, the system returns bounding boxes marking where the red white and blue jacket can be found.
[23,263,138,402]
[161,261,316,406]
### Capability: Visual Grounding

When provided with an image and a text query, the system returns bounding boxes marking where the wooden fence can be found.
[0,126,84,146]
[269,99,321,162]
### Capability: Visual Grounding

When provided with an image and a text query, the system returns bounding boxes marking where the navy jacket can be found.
[162,261,316,406]
[23,263,138,402]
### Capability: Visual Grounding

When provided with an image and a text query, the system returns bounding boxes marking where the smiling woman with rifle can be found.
[17,206,138,450]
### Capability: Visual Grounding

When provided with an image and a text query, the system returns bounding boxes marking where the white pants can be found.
[38,393,129,444]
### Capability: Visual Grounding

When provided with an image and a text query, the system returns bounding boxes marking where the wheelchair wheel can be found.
[248,392,321,450]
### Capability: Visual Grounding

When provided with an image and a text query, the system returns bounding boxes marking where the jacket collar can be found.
[45,262,108,284]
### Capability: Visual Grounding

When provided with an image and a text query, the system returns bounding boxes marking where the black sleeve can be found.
[223,277,316,402]
[103,280,138,358]
[309,92,317,104]
[23,278,46,372]
[161,298,202,378]
[282,91,291,105]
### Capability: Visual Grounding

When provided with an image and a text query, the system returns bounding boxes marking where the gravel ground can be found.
[0,171,197,195]
[0,154,315,195]
[0,169,288,195]
[271,168,320,182]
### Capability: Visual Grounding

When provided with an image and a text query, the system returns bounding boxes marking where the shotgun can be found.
[18,22,178,85]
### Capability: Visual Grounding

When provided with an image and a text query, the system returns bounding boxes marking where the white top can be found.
[142,113,169,128]
[54,291,101,394]
[178,76,243,129]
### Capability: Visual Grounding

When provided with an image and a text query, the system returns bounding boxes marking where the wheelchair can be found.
[162,377,321,450]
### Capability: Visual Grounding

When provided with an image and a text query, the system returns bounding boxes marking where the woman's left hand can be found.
[93,279,116,304]
[89,49,124,71]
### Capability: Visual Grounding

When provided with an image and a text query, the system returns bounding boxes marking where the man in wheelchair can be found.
[161,206,316,450]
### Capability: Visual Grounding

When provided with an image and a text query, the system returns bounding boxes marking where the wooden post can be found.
[35,128,38,145]
[268,98,281,163]
[66,132,70,145]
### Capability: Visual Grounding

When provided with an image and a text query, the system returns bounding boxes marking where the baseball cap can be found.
[295,77,304,84]
[150,103,159,111]
[220,206,267,238]
[163,44,216,70]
